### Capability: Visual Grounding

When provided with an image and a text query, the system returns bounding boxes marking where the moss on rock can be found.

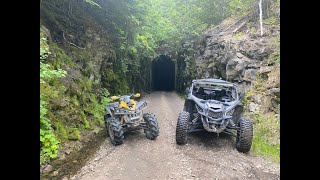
[68,128,81,141]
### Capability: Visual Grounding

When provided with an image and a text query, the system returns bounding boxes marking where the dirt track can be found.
[70,91,279,180]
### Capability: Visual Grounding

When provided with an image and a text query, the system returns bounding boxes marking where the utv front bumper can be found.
[196,106,234,133]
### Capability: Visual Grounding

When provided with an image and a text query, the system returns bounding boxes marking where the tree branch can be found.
[63,32,86,49]
[232,20,248,33]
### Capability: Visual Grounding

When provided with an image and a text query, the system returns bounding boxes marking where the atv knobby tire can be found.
[107,117,124,145]
[176,111,189,144]
[236,117,253,153]
[143,113,159,140]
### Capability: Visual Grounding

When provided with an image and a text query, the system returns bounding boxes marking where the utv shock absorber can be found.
[192,113,199,123]
[229,119,235,127]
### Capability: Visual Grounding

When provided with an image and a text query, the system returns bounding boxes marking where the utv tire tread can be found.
[143,113,160,140]
[236,117,253,153]
[176,111,189,144]
[108,118,124,145]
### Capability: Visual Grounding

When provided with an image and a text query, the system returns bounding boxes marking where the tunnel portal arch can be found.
[151,55,175,91]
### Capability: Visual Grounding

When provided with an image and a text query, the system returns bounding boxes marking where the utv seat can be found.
[196,87,205,99]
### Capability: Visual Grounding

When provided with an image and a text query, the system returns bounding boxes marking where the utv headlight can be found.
[225,109,235,116]
[196,105,203,113]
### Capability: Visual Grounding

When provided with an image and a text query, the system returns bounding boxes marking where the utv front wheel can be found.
[143,113,160,140]
[107,118,124,145]
[176,111,189,144]
[236,117,253,153]
[183,100,195,119]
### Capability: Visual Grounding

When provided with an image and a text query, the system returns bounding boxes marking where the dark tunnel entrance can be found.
[152,55,175,91]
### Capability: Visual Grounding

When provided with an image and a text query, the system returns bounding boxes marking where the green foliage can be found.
[243,61,280,163]
[251,113,280,163]
[40,94,60,164]
[101,88,112,107]
[40,62,67,84]
[242,88,253,107]
[54,120,68,141]
[264,16,277,25]
[92,88,112,126]
[68,128,81,140]
[80,0,258,93]
[40,34,67,165]
[234,31,244,40]
[80,111,91,129]
[228,0,256,16]
[71,96,80,107]
[268,34,280,64]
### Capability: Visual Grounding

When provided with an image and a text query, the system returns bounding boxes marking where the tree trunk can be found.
[259,0,263,36]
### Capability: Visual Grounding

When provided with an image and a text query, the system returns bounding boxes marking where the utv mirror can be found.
[185,87,190,95]
[133,93,140,98]
[111,96,119,101]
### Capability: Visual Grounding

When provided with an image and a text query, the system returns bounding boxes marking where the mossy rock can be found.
[68,128,81,141]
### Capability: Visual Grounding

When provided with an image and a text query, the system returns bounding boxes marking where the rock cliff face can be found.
[40,1,124,173]
[195,16,277,82]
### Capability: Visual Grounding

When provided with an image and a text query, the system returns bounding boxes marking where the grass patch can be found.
[234,31,244,40]
[250,113,280,163]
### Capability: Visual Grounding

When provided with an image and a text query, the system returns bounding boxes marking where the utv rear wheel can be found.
[236,117,253,153]
[107,118,124,145]
[143,113,159,140]
[176,111,189,144]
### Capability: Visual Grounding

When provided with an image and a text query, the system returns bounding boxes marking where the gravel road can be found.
[70,91,280,180]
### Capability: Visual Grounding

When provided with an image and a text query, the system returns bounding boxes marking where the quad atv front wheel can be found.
[176,111,189,144]
[236,117,253,153]
[107,117,124,145]
[143,113,159,140]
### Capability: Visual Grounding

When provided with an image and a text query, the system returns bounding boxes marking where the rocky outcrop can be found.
[194,16,276,84]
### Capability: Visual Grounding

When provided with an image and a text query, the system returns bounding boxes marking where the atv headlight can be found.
[138,101,147,110]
